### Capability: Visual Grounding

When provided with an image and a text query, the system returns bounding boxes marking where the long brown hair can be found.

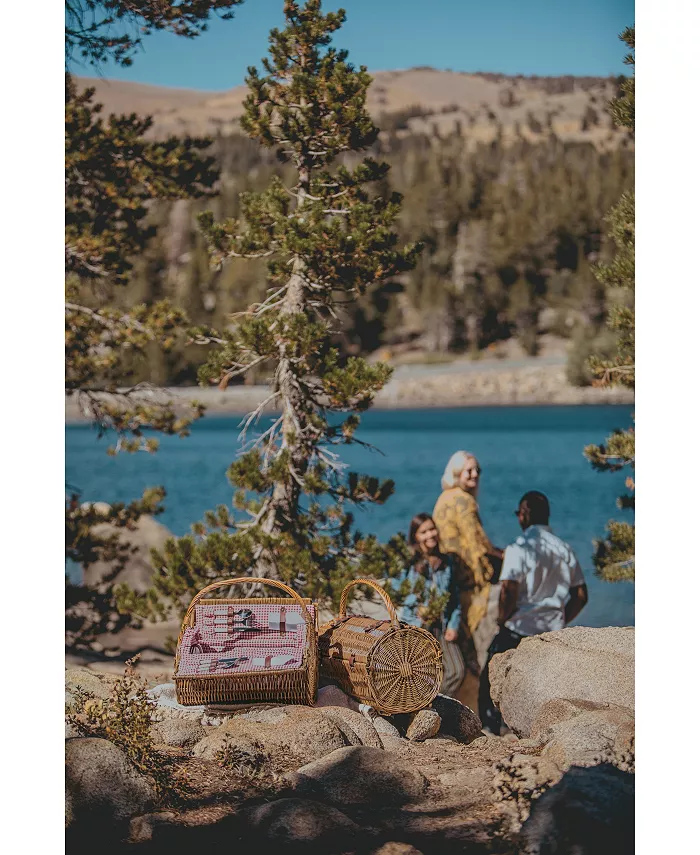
[408,512,434,550]
[408,512,444,576]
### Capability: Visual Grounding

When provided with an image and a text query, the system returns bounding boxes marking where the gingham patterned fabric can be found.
[176,602,315,677]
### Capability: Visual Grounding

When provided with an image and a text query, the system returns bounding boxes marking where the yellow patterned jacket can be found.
[433,487,496,634]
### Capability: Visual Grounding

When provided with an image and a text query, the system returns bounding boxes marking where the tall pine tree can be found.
[66,1,244,647]
[584,26,635,582]
[117,0,421,618]
[65,0,244,441]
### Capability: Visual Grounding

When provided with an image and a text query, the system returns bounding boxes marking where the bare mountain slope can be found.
[77,68,629,149]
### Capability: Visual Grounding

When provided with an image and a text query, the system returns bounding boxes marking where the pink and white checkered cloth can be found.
[176,602,315,677]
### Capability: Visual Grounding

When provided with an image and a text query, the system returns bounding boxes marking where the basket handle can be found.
[338,577,400,627]
[184,577,311,625]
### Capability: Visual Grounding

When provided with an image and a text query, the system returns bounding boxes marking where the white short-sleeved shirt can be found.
[500,525,585,636]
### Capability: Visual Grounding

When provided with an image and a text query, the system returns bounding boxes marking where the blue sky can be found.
[83,0,635,90]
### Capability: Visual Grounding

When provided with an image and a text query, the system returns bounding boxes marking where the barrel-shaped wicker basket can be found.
[174,577,318,707]
[318,578,443,715]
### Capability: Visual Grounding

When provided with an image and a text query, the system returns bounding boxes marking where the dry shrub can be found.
[66,657,189,802]
[215,739,280,793]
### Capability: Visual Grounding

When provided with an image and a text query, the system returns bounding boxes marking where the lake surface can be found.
[66,405,635,627]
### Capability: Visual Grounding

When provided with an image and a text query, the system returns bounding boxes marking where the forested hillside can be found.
[71,69,634,386]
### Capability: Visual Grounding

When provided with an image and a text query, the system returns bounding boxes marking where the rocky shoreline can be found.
[66,626,634,853]
[65,360,633,422]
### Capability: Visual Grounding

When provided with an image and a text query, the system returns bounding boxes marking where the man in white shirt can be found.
[478,491,588,734]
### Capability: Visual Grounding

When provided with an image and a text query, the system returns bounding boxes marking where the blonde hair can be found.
[441,450,478,491]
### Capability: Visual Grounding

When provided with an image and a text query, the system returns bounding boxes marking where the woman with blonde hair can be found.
[433,451,503,672]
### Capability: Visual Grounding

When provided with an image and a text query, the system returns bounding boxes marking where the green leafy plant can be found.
[117,0,421,619]
[65,2,243,648]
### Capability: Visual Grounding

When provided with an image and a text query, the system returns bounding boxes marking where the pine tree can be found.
[117,0,421,618]
[65,1,245,439]
[584,26,635,582]
[65,1,243,646]
[65,2,244,68]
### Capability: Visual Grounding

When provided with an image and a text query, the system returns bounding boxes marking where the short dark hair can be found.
[408,512,434,547]
[519,491,550,524]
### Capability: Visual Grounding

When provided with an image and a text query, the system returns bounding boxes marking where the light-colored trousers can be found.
[434,625,466,698]
[472,583,501,672]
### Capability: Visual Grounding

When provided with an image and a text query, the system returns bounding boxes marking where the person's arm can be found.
[497,544,523,626]
[452,492,501,577]
[564,552,588,625]
[433,494,463,558]
[471,505,503,560]
[477,515,503,560]
[498,580,519,626]
[564,584,588,625]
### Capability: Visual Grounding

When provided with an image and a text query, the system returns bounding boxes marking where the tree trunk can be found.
[259,163,313,549]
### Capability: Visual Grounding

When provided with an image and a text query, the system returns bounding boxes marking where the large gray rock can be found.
[288,746,429,806]
[489,627,634,738]
[66,737,156,828]
[244,798,360,847]
[151,718,207,749]
[432,694,482,744]
[519,763,634,855]
[192,705,349,765]
[65,668,116,704]
[537,703,635,773]
[82,511,172,593]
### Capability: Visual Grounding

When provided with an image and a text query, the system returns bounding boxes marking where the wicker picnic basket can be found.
[174,577,318,706]
[318,578,443,715]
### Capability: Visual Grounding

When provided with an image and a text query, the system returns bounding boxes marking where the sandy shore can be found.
[65,356,633,422]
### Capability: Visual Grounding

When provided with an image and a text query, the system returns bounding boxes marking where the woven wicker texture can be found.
[318,578,443,715]
[174,578,318,707]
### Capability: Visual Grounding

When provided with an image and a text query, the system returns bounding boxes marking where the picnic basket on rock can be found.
[318,578,443,715]
[174,577,318,706]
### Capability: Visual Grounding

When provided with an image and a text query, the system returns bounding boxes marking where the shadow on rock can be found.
[519,763,634,855]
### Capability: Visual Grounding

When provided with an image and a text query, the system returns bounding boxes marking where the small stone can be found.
[406,709,441,742]
[432,694,482,744]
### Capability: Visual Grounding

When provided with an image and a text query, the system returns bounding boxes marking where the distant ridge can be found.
[76,68,628,150]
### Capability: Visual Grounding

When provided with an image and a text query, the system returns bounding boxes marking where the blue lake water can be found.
[66,405,635,628]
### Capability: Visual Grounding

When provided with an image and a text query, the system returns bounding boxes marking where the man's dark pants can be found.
[478,624,526,734]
